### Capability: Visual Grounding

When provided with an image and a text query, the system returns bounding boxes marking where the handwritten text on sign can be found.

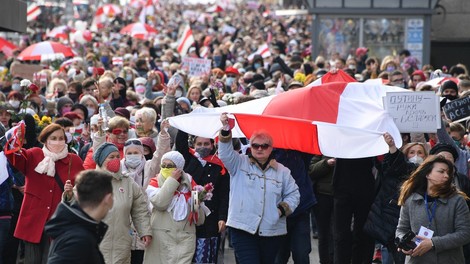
[181,57,212,77]
[443,96,470,122]
[384,91,440,133]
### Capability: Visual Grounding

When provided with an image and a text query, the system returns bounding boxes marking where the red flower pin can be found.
[28,83,39,93]
[93,67,105,76]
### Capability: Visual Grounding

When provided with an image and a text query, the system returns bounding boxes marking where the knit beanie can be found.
[440,80,458,94]
[93,142,119,167]
[429,143,459,161]
[161,151,185,170]
[138,137,156,154]
[57,97,74,112]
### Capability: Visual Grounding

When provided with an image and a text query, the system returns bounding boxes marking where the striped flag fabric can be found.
[177,25,195,56]
[247,43,271,61]
[168,82,406,158]
[112,57,123,65]
[27,4,42,22]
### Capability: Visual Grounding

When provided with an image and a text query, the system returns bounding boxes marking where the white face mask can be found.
[125,154,142,168]
[87,107,95,117]
[9,100,20,109]
[12,83,21,91]
[175,89,183,98]
[408,155,424,165]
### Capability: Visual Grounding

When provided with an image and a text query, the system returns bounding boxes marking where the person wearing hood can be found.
[364,133,428,264]
[45,170,114,264]
[4,123,84,264]
[92,142,152,264]
[143,151,205,264]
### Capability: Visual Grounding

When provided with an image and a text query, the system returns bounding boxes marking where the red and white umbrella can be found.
[169,82,406,158]
[120,22,158,39]
[18,41,75,61]
[47,25,75,40]
[96,4,122,17]
[0,37,18,57]
[206,5,224,13]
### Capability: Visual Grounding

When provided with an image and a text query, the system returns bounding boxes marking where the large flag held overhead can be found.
[177,25,195,56]
[308,70,357,87]
[169,82,406,158]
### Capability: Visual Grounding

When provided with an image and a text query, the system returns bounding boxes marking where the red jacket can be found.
[6,148,84,243]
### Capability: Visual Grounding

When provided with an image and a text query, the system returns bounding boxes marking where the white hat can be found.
[134,77,147,87]
[161,151,185,170]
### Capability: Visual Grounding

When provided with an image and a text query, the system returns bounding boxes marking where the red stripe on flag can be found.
[177,26,193,53]
[233,114,321,155]
[262,82,348,123]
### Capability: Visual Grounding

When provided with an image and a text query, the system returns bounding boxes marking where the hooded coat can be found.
[45,202,108,264]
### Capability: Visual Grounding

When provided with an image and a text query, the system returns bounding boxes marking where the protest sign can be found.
[10,62,43,80]
[442,96,470,122]
[181,57,211,77]
[384,91,440,132]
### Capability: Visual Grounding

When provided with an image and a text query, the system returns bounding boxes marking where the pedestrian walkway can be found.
[223,235,320,264]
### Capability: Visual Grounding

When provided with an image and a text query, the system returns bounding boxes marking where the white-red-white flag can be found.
[139,0,155,23]
[27,4,41,22]
[177,25,195,56]
[247,43,271,61]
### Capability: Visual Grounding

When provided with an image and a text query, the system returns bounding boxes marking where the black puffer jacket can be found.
[363,150,416,245]
[175,130,230,238]
[45,202,108,264]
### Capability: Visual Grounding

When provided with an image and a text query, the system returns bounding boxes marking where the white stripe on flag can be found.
[177,25,195,56]
[27,5,41,22]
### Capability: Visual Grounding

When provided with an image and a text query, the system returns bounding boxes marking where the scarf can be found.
[120,157,146,186]
[35,145,69,177]
[189,148,227,175]
[147,175,196,221]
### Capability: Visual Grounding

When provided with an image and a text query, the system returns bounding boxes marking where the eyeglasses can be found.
[391,78,404,83]
[124,139,142,147]
[111,128,129,135]
[251,143,271,150]
[412,78,422,82]
[160,163,176,169]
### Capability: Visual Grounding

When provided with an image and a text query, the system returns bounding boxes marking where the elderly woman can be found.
[218,113,300,263]
[93,142,152,264]
[135,107,159,145]
[396,155,470,263]
[46,78,67,99]
[4,123,84,264]
[79,94,99,119]
[144,151,205,264]
[83,116,129,169]
[365,134,429,264]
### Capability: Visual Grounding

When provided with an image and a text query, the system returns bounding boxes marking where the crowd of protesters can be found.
[1,1,470,264]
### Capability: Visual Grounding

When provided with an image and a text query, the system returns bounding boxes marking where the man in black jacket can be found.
[45,170,114,264]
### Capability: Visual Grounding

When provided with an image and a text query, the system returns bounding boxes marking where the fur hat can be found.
[161,151,185,170]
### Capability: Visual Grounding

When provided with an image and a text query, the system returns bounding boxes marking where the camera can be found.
[395,230,417,251]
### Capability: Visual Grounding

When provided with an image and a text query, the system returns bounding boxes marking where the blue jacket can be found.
[218,132,300,236]
[273,149,316,218]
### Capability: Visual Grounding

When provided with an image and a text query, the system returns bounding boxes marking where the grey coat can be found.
[396,192,470,263]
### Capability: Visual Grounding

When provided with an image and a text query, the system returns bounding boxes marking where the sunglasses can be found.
[124,139,142,147]
[160,163,176,169]
[251,143,271,150]
[112,128,128,135]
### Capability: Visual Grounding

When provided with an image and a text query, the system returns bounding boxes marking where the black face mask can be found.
[144,154,153,161]
[57,91,65,98]
[68,93,78,102]
[444,94,458,101]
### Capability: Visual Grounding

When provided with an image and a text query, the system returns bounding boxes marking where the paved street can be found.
[223,234,320,264]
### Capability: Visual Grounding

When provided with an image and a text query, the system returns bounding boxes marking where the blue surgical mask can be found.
[386,65,396,72]
[254,63,262,70]
[225,77,235,87]
[213,56,222,66]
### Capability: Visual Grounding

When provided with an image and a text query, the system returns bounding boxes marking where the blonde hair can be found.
[135,107,157,125]
[47,78,67,97]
